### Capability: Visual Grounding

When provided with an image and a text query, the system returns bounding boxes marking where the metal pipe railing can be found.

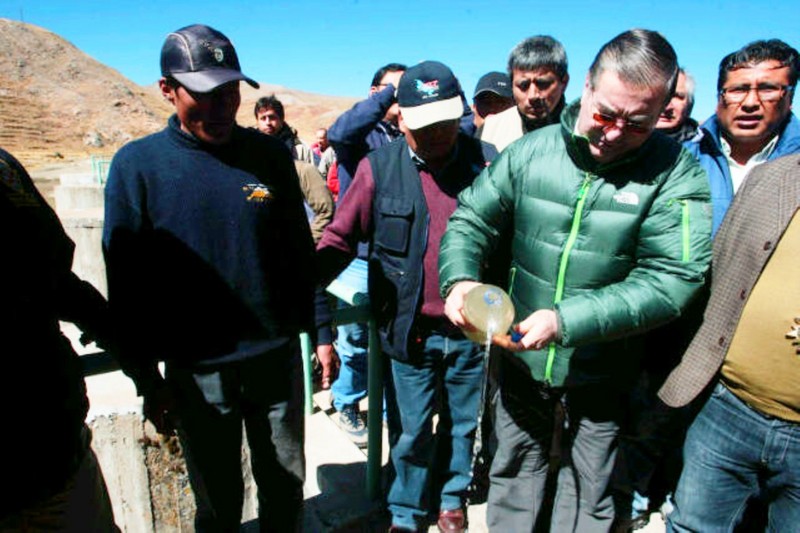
[323,281,382,500]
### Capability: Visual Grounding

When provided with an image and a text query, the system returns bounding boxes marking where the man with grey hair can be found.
[440,29,712,531]
[480,35,569,151]
[656,68,699,142]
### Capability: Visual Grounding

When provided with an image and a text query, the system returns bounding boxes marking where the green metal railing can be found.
[80,281,384,500]
[322,280,382,500]
[90,155,112,184]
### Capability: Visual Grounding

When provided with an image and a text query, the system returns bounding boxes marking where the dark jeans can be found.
[612,373,693,519]
[387,331,483,530]
[487,357,623,532]
[167,341,305,533]
[611,307,702,521]
[668,382,800,532]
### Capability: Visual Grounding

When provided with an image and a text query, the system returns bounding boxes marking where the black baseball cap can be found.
[397,60,463,130]
[160,24,259,93]
[473,71,512,100]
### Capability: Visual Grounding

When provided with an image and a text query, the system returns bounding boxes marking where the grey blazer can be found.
[659,153,800,407]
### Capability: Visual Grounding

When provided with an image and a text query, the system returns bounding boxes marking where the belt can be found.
[413,315,463,338]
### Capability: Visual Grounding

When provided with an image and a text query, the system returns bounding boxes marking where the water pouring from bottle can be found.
[460,284,515,484]
[462,284,515,344]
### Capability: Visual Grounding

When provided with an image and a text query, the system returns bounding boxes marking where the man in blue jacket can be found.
[686,39,799,235]
[325,63,406,442]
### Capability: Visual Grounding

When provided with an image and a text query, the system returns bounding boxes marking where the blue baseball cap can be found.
[397,60,463,129]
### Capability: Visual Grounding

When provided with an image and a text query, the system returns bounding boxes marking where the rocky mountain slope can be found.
[0,18,357,171]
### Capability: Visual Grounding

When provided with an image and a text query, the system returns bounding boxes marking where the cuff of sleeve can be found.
[316,324,333,346]
[440,276,478,300]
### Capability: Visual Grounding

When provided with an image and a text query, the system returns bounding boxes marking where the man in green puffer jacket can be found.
[439,29,712,532]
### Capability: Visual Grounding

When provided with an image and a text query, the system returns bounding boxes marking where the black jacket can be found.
[0,147,109,514]
[367,133,491,361]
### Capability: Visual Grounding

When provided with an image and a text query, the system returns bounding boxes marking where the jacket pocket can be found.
[375,196,414,255]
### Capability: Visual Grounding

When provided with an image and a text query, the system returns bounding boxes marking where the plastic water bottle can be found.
[462,284,515,343]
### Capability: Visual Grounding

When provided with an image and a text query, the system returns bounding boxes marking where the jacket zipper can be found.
[668,199,691,262]
[680,200,690,262]
[544,173,592,384]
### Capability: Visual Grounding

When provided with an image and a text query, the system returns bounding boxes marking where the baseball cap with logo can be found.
[160,24,259,93]
[473,71,512,100]
[397,60,464,130]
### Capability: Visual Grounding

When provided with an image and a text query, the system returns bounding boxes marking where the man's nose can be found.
[603,126,624,143]
[740,88,762,109]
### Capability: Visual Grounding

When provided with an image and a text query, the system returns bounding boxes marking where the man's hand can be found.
[444,280,482,330]
[502,309,559,352]
[142,384,177,436]
[316,343,340,390]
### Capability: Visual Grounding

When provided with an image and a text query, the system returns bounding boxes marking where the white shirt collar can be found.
[720,133,779,193]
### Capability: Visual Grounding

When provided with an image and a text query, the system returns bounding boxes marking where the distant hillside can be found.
[0,18,171,168]
[0,18,357,171]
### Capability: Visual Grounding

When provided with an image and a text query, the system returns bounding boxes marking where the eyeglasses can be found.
[719,84,793,104]
[592,112,651,135]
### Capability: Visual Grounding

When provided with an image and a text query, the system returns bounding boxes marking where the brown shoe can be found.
[437,508,466,532]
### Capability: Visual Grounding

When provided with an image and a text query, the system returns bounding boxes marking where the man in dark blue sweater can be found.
[103,24,322,531]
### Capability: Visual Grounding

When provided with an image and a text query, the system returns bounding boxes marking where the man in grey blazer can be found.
[659,153,800,531]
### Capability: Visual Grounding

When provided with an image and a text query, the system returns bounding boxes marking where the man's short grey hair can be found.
[589,29,678,104]
[507,35,568,79]
[680,68,696,115]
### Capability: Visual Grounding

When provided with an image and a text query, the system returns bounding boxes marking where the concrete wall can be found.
[88,415,259,532]
[55,175,107,296]
[62,207,106,296]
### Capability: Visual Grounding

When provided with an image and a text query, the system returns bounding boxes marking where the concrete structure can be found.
[54,172,107,296]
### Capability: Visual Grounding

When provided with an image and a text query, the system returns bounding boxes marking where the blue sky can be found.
[3,0,799,121]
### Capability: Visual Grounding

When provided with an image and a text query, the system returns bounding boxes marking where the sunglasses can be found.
[592,112,651,135]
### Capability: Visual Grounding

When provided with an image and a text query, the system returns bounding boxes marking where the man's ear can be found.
[159,77,176,105]
[562,72,570,91]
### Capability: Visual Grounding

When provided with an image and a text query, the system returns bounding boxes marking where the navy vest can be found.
[367,133,492,361]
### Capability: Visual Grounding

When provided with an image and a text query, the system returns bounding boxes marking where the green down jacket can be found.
[439,100,712,388]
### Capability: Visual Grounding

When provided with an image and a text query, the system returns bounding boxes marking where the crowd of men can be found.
[2,20,798,533]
